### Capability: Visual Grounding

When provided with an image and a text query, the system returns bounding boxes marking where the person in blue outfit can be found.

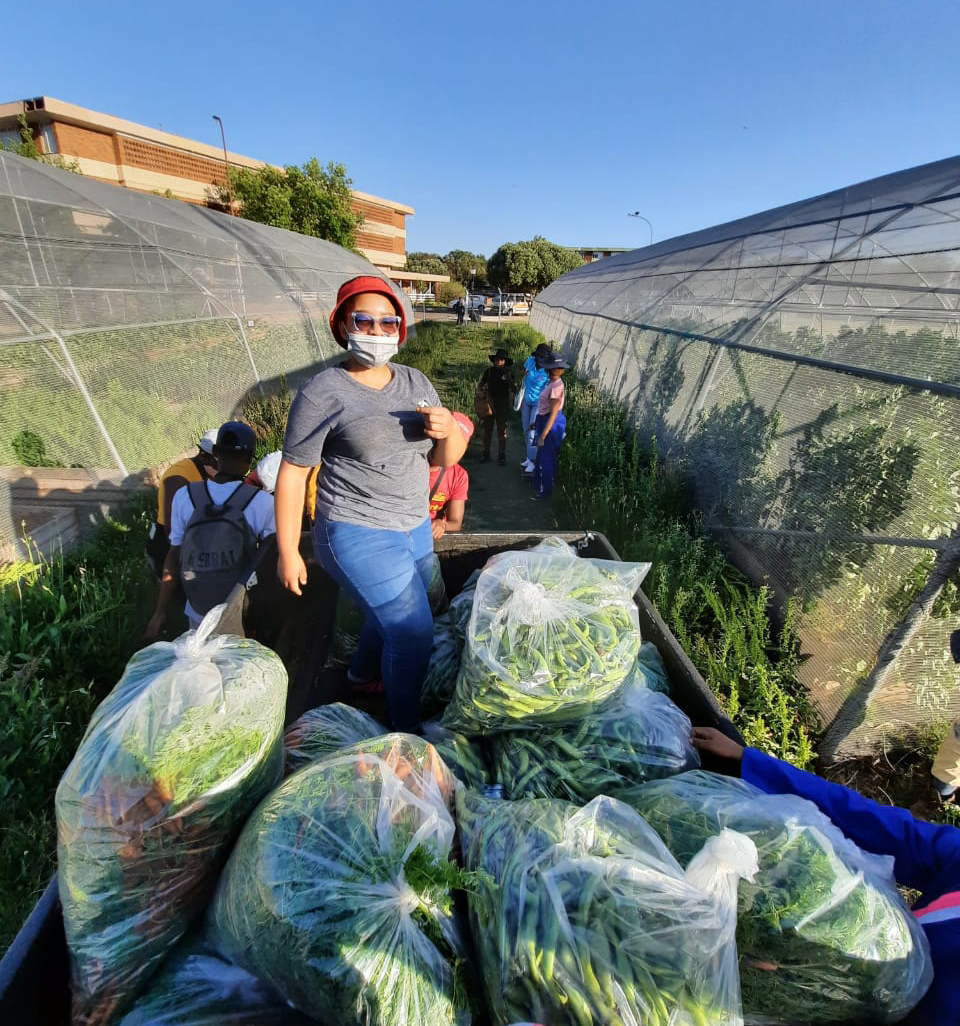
[691,726,960,1026]
[520,341,551,473]
[275,275,467,733]
[532,352,570,500]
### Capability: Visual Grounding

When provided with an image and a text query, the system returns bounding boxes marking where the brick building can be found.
[0,95,415,271]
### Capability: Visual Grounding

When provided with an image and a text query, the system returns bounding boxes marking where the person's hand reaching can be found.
[690,727,745,764]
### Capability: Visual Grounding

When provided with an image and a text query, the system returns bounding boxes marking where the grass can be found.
[0,494,155,951]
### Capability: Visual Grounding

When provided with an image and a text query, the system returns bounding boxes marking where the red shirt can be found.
[428,464,469,520]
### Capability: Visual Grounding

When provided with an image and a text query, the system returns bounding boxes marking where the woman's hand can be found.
[278,549,308,596]
[690,727,745,763]
[419,406,454,440]
[537,435,546,447]
[431,519,446,541]
[144,610,166,641]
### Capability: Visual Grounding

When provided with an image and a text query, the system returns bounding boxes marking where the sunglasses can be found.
[350,311,402,335]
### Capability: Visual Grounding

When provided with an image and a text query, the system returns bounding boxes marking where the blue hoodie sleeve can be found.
[742,747,960,894]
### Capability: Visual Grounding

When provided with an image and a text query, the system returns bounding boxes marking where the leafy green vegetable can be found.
[457,790,744,1026]
[208,734,470,1026]
[57,630,287,1026]
[628,771,933,1024]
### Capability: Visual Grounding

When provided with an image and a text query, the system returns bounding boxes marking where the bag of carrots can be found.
[56,607,287,1026]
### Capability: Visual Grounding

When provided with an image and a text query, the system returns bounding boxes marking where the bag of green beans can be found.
[442,547,648,733]
[421,720,490,791]
[628,771,933,1025]
[490,680,698,802]
[458,790,756,1026]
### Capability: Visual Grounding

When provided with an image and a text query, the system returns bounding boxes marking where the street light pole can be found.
[627,212,653,247]
[212,115,234,215]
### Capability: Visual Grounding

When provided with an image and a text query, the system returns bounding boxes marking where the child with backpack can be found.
[145,421,276,637]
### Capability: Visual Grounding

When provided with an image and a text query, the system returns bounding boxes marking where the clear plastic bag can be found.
[420,612,462,719]
[442,547,647,733]
[56,606,287,1026]
[421,720,489,791]
[633,641,671,693]
[629,771,934,1025]
[207,734,469,1026]
[284,703,385,774]
[491,681,698,801]
[117,942,313,1026]
[458,790,753,1026]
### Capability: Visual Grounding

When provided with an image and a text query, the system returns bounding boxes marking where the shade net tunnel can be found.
[0,151,412,554]
[532,156,960,758]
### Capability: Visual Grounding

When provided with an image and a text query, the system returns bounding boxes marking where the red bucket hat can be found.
[329,275,407,348]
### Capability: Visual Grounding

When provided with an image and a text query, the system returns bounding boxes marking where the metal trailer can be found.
[0,529,741,1024]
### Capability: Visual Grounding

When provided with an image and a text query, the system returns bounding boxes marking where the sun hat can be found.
[215,420,257,454]
[198,428,219,454]
[532,342,551,361]
[542,352,570,370]
[329,275,407,348]
[254,450,282,493]
[488,347,513,365]
[451,411,475,440]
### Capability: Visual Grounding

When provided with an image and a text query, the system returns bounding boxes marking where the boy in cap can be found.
[146,421,276,637]
[146,428,219,577]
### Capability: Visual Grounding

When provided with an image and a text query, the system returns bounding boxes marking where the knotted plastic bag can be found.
[491,679,698,801]
[629,771,933,1025]
[442,547,648,733]
[57,605,287,1026]
[458,790,754,1026]
[207,734,469,1026]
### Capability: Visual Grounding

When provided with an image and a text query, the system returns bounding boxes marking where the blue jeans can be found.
[533,410,566,497]
[312,516,434,732]
[522,400,539,463]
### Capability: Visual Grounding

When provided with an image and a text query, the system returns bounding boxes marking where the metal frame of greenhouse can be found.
[0,151,413,555]
[532,155,960,758]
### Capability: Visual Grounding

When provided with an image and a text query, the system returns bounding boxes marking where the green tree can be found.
[487,236,583,292]
[405,252,448,275]
[0,114,81,173]
[443,250,487,288]
[223,158,361,251]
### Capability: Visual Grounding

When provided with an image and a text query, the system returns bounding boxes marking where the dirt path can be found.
[425,325,566,535]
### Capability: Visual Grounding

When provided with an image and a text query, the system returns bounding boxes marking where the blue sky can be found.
[6,0,959,258]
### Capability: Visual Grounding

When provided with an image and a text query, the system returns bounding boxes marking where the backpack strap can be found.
[221,481,260,514]
[429,467,448,501]
[186,478,209,511]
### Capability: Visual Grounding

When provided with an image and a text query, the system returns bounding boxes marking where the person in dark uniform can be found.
[477,347,516,465]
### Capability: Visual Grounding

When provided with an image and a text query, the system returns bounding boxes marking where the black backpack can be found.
[179,480,260,616]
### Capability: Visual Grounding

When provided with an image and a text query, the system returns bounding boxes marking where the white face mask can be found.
[346,332,398,367]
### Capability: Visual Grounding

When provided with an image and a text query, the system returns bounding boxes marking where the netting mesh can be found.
[0,151,412,551]
[532,155,960,757]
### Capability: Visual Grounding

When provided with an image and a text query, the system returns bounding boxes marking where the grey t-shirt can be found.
[283,362,440,530]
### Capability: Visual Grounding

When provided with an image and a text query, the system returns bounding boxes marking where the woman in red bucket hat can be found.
[274,275,467,732]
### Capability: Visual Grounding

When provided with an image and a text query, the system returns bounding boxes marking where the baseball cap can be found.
[198,428,218,454]
[215,421,257,454]
[542,352,571,370]
[452,411,475,440]
[329,275,407,348]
